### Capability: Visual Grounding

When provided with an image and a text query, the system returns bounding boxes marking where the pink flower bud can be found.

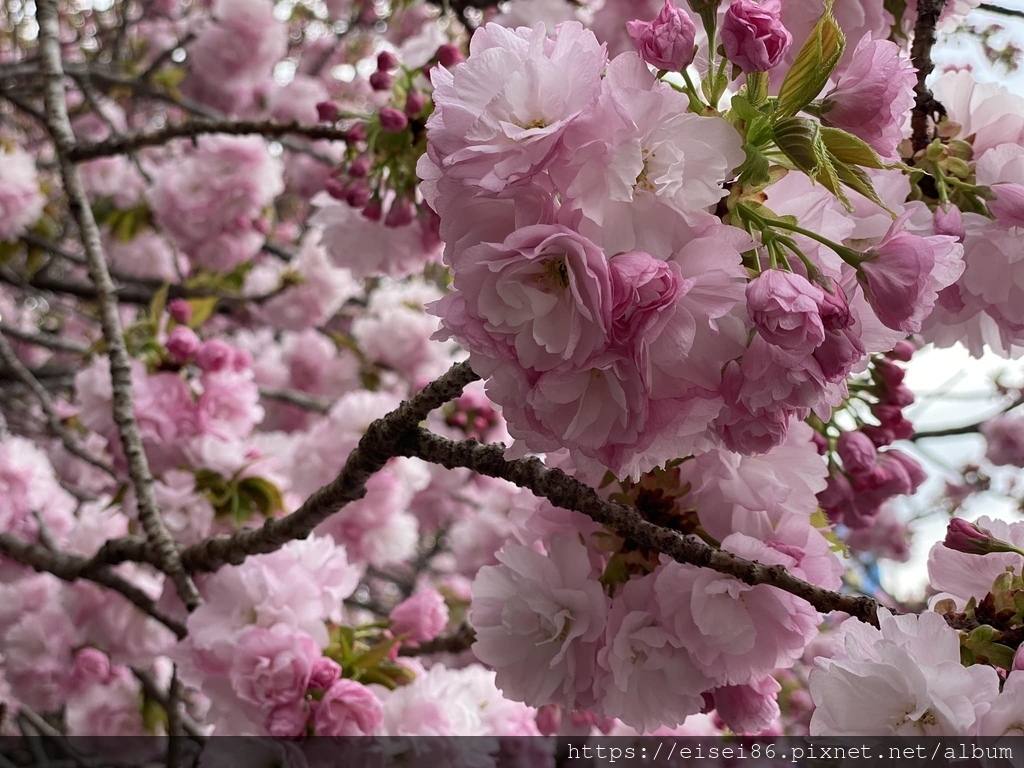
[376,50,399,72]
[369,70,394,92]
[811,430,828,455]
[165,326,201,363]
[168,298,192,325]
[348,155,371,178]
[535,705,562,736]
[266,701,309,738]
[71,648,111,688]
[316,100,341,123]
[379,106,408,133]
[837,431,877,476]
[626,0,697,72]
[390,589,449,644]
[231,347,253,372]
[874,358,906,389]
[314,680,383,736]
[721,0,792,74]
[325,177,349,201]
[345,122,367,142]
[745,269,825,353]
[361,199,382,221]
[861,423,895,448]
[934,203,966,242]
[195,339,233,373]
[384,197,415,228]
[817,286,852,331]
[1014,646,1024,672]
[405,89,426,118]
[889,340,916,362]
[346,182,372,208]
[944,517,1024,556]
[988,183,1024,228]
[436,43,464,68]
[309,657,342,689]
[883,383,915,408]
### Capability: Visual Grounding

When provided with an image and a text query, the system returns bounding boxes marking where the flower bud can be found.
[934,203,966,242]
[166,326,201,364]
[721,0,792,73]
[405,89,426,118]
[195,339,234,373]
[535,705,562,736]
[361,199,382,221]
[837,431,877,476]
[384,197,415,228]
[348,155,371,178]
[325,177,349,201]
[369,70,394,92]
[379,106,408,133]
[889,340,916,362]
[1014,645,1024,672]
[346,182,372,209]
[316,100,341,123]
[376,50,399,72]
[944,518,1024,556]
[817,286,852,331]
[168,298,192,325]
[345,122,368,143]
[626,0,697,72]
[745,269,825,353]
[436,43,464,68]
[309,657,342,689]
[390,590,450,644]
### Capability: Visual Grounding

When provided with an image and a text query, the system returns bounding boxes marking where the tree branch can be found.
[258,387,333,414]
[978,3,1024,20]
[395,429,883,628]
[911,0,948,153]
[68,118,354,162]
[177,361,479,572]
[0,533,187,639]
[35,0,199,610]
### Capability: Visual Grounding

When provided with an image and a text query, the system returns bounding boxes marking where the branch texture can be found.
[35,0,199,609]
[396,429,883,627]
[911,0,948,153]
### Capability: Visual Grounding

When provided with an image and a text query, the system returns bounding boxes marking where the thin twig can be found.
[979,3,1024,19]
[35,0,199,610]
[259,387,333,414]
[68,118,353,162]
[0,322,91,354]
[398,623,476,656]
[395,429,883,627]
[912,393,1024,440]
[0,333,115,477]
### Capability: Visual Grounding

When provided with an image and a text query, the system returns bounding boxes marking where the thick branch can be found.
[35,0,199,610]
[395,429,883,627]
[0,533,187,639]
[911,0,948,153]
[177,361,479,572]
[0,332,115,477]
[68,119,353,162]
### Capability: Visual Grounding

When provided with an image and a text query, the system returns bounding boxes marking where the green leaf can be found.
[237,476,285,519]
[820,127,889,169]
[777,1,846,118]
[773,116,852,211]
[737,142,771,187]
[186,296,219,328]
[833,163,894,214]
[352,636,400,671]
[963,625,1017,670]
[729,94,762,123]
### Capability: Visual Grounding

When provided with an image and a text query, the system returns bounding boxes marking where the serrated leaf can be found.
[777,2,846,118]
[833,163,894,214]
[820,127,888,169]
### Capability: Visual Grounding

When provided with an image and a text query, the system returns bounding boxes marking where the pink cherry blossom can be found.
[981,414,1024,467]
[721,0,792,74]
[230,623,321,708]
[315,679,384,736]
[0,146,46,242]
[425,21,607,193]
[822,37,916,161]
[390,589,450,644]
[471,536,608,711]
[745,269,826,354]
[626,0,697,72]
